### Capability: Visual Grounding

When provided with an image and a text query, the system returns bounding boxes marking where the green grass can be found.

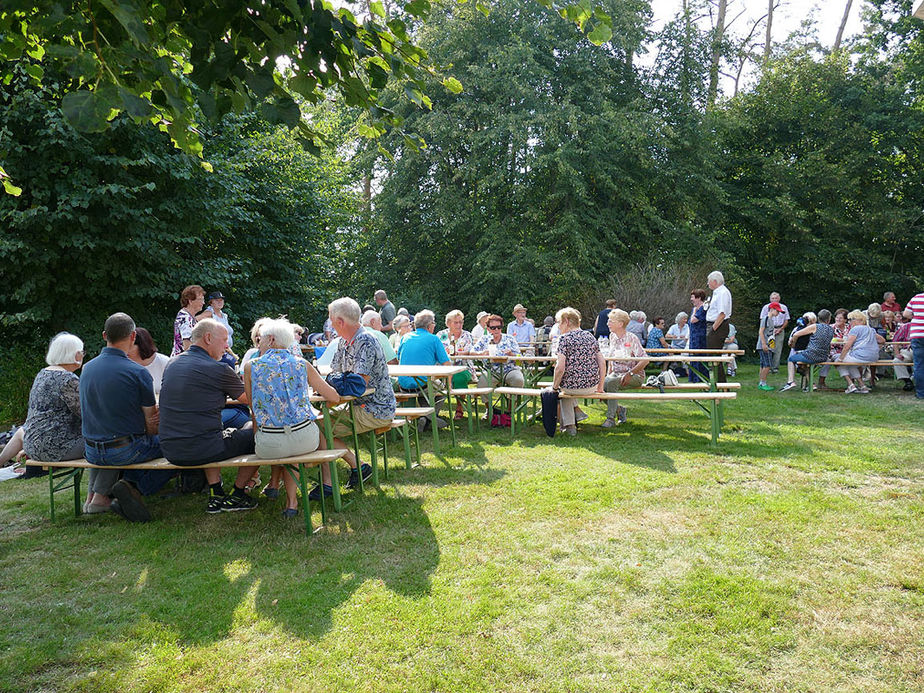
[1,365,922,692]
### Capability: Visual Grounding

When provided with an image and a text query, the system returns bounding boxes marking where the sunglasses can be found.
[488,325,502,330]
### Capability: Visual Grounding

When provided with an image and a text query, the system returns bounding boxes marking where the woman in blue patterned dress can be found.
[688,289,708,382]
[243,318,340,517]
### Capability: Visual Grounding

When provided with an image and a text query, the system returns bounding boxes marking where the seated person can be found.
[390,315,412,351]
[80,313,168,522]
[507,304,536,348]
[724,323,738,376]
[535,316,555,356]
[892,308,914,390]
[436,310,476,419]
[602,309,649,427]
[779,310,834,392]
[666,312,690,377]
[472,314,525,405]
[397,309,451,431]
[880,291,902,315]
[240,317,271,369]
[158,319,260,513]
[835,310,886,393]
[325,297,397,489]
[627,311,647,343]
[243,318,341,513]
[550,307,605,436]
[360,310,398,364]
[127,327,170,395]
[645,316,669,370]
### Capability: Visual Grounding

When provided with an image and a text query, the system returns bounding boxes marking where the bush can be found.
[0,341,44,424]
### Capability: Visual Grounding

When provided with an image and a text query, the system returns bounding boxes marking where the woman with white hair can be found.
[437,310,476,419]
[389,314,412,350]
[550,307,605,436]
[0,333,86,481]
[244,318,341,517]
[835,310,885,393]
[626,311,647,343]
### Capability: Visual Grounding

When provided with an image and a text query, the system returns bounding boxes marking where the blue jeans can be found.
[912,338,924,399]
[85,435,174,496]
[222,406,251,429]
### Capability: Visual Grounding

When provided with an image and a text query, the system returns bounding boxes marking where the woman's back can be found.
[23,368,82,460]
[250,350,314,428]
[847,325,879,361]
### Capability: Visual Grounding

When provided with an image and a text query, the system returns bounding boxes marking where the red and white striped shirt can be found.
[909,292,924,339]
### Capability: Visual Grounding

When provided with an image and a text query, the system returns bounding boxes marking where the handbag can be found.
[325,372,367,398]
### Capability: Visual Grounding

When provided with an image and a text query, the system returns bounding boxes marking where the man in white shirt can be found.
[706,270,732,383]
[759,291,790,373]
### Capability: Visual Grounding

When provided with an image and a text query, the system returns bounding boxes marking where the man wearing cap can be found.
[375,289,396,333]
[759,292,790,373]
[507,304,536,348]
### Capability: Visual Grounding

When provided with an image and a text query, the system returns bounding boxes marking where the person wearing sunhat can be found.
[471,311,490,341]
[198,291,235,350]
[507,304,536,347]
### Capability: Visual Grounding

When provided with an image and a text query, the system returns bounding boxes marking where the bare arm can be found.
[551,354,566,389]
[837,334,857,360]
[306,363,341,404]
[596,352,606,392]
[142,405,159,435]
[243,362,257,428]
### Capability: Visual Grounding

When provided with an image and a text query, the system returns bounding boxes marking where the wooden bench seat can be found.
[394,406,436,418]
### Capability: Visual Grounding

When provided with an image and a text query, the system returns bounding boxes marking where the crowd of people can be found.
[1,280,922,522]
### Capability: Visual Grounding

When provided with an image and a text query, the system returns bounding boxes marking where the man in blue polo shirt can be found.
[81,312,171,522]
[397,309,450,432]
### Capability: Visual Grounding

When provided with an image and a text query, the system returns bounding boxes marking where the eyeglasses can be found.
[488,325,502,330]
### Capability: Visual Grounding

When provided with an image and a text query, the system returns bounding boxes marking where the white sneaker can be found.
[779,382,797,392]
[857,387,870,394]
[844,384,858,394]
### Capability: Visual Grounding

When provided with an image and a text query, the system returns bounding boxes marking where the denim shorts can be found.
[759,349,773,368]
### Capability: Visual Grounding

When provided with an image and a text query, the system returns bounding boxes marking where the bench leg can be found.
[400,424,413,470]
[286,463,314,534]
[367,432,381,490]
[427,380,440,456]
[48,468,56,522]
[710,398,719,446]
[349,404,364,494]
[510,394,517,438]
[809,364,817,395]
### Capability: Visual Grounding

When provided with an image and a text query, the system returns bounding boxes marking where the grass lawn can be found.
[1,365,922,692]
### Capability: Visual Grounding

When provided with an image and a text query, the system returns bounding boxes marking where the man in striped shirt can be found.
[909,291,924,399]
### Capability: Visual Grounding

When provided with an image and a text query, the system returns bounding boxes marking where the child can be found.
[757,303,781,390]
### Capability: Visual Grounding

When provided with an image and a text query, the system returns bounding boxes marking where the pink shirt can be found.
[909,292,924,340]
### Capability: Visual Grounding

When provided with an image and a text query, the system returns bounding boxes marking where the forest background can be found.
[1,0,923,420]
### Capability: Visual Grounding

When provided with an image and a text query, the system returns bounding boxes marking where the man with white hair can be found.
[759,291,790,373]
[158,318,260,513]
[360,310,398,364]
[397,309,451,431]
[374,289,396,333]
[706,270,732,383]
[328,297,397,487]
[626,311,647,343]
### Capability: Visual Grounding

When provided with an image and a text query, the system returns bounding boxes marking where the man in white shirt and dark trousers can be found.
[706,270,732,383]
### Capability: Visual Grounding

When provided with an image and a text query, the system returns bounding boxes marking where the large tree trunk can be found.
[833,0,854,52]
[707,0,728,107]
[763,0,774,65]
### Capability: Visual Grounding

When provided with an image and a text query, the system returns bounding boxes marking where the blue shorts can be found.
[788,350,815,365]
[759,350,773,368]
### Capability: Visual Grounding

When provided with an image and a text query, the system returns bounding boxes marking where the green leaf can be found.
[98,0,152,46]
[61,90,112,133]
[442,76,463,94]
[2,179,22,197]
[370,1,386,17]
[24,63,44,82]
[586,22,612,46]
[404,0,432,19]
[475,2,491,16]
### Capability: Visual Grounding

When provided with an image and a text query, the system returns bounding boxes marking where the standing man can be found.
[706,270,732,383]
[375,289,396,333]
[507,304,536,348]
[397,309,451,431]
[909,289,924,400]
[158,319,260,514]
[80,312,171,522]
[759,292,790,373]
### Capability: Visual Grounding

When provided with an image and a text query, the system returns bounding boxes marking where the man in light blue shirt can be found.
[397,309,450,431]
[507,303,536,347]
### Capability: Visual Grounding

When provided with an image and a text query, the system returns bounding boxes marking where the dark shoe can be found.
[346,464,373,489]
[262,486,280,499]
[417,418,428,434]
[220,492,258,512]
[903,380,914,391]
[206,491,225,514]
[281,508,298,519]
[110,480,151,523]
[308,484,333,501]
[435,417,449,429]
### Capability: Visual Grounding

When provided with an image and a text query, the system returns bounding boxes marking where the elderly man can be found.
[158,319,260,513]
[759,292,790,373]
[375,289,397,333]
[706,270,732,383]
[397,309,451,431]
[881,291,903,314]
[80,312,171,522]
[473,313,525,406]
[507,304,536,347]
[360,310,398,364]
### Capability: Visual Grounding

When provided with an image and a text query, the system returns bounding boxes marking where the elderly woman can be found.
[389,314,412,351]
[688,289,708,382]
[240,317,271,368]
[437,310,476,419]
[817,308,849,389]
[836,310,885,393]
[550,307,605,436]
[470,311,490,342]
[172,284,205,356]
[602,309,649,427]
[666,312,689,350]
[627,311,647,343]
[0,334,86,482]
[198,291,234,349]
[127,327,170,395]
[244,318,341,516]
[779,310,835,392]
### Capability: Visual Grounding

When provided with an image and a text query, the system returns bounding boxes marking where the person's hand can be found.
[774,327,783,335]
[621,373,632,387]
[596,385,605,393]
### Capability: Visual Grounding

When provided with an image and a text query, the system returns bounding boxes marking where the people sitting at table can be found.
[892,308,915,391]
[470,311,489,342]
[602,309,649,427]
[360,310,398,364]
[835,310,886,394]
[688,290,708,382]
[664,312,689,378]
[172,285,204,356]
[757,302,782,391]
[326,297,396,489]
[390,315,412,351]
[126,327,170,395]
[0,333,86,479]
[158,318,260,513]
[551,308,605,437]
[436,310,476,420]
[507,304,536,347]
[242,318,341,514]
[779,310,834,392]
[627,311,647,343]
[81,313,167,521]
[536,316,555,356]
[816,308,849,390]
[397,309,451,432]
[473,314,524,405]
[880,291,902,314]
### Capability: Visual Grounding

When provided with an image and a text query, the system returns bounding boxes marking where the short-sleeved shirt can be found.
[379,301,397,332]
[158,345,246,462]
[756,315,775,351]
[250,349,314,428]
[397,329,450,389]
[845,325,880,362]
[507,319,536,345]
[80,347,156,441]
[370,328,397,362]
[437,328,476,375]
[473,333,521,374]
[759,302,790,328]
[172,308,196,356]
[557,329,601,390]
[606,331,647,375]
[909,292,924,339]
[707,284,733,321]
[202,307,234,348]
[666,323,689,349]
[23,368,82,461]
[626,321,646,343]
[330,327,396,420]
[145,352,170,395]
[801,323,834,363]
[646,327,666,350]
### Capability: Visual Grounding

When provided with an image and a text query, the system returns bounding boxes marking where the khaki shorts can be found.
[330,405,393,439]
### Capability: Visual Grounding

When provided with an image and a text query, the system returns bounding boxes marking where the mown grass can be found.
[0,365,921,692]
